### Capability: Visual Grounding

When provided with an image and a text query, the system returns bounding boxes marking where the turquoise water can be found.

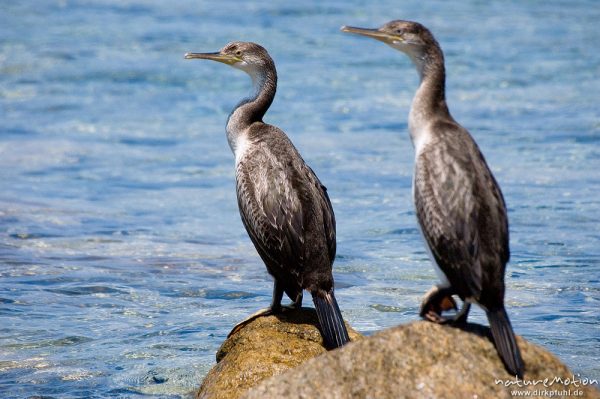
[1,1,599,397]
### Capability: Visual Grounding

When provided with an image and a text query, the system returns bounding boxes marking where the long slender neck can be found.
[408,45,451,148]
[226,64,277,153]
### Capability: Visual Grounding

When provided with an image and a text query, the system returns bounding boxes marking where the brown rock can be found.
[196,307,363,399]
[244,321,600,399]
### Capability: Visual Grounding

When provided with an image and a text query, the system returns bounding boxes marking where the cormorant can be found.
[185,42,350,349]
[342,21,524,377]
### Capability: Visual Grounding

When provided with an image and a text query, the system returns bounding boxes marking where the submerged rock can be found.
[196,307,362,399]
[244,321,600,399]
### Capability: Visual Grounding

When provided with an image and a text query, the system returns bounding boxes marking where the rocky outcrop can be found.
[196,308,363,399]
[245,321,599,399]
[197,310,599,399]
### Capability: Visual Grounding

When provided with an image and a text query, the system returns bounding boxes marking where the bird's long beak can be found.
[340,26,398,44]
[184,52,240,65]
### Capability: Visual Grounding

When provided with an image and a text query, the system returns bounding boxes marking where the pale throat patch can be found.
[233,62,266,98]
[225,63,266,162]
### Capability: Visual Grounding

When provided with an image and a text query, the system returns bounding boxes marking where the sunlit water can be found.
[1,1,599,397]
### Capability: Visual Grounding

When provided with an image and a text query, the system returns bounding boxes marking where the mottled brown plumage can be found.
[235,126,336,302]
[342,20,524,376]
[185,42,349,348]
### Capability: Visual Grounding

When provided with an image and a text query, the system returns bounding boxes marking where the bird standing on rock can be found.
[185,42,350,349]
[342,21,524,377]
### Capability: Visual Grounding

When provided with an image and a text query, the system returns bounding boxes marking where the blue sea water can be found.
[1,0,599,397]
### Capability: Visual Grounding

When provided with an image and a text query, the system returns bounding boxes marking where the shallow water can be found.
[1,1,599,397]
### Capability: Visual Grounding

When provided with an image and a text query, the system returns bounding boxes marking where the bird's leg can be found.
[227,281,284,338]
[269,280,284,313]
[271,284,303,314]
[291,291,303,309]
[419,285,458,324]
[450,302,471,325]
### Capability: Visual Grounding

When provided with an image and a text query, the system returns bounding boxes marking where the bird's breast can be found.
[410,123,434,158]
[233,134,251,165]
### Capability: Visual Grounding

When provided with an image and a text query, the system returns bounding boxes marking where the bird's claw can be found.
[419,285,460,324]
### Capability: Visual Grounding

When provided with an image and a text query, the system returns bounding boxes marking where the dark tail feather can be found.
[312,290,350,349]
[487,307,524,378]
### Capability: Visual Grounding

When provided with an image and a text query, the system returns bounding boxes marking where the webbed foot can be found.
[419,285,458,324]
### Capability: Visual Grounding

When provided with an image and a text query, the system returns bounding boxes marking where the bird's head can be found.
[185,41,275,81]
[341,20,436,62]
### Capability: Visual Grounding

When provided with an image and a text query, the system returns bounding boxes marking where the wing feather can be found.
[414,133,484,298]
[236,156,304,279]
[236,132,336,281]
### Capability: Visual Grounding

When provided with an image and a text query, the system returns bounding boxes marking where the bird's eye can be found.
[395,29,404,35]
[235,50,242,57]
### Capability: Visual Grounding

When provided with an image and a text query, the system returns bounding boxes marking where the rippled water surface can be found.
[1,1,599,397]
